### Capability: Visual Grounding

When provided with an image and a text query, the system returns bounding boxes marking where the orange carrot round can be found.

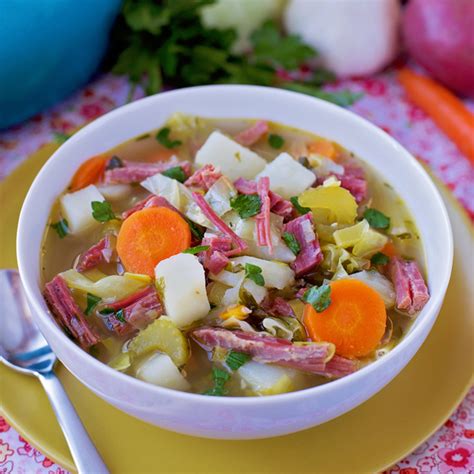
[381,241,397,259]
[303,280,386,358]
[117,207,191,277]
[70,155,108,191]
[398,68,474,164]
[307,139,337,159]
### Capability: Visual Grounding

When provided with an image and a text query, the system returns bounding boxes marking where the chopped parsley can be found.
[282,232,300,255]
[51,218,69,238]
[203,367,230,396]
[364,208,390,230]
[185,218,205,240]
[244,263,265,287]
[230,194,262,219]
[303,284,331,313]
[155,127,182,149]
[115,309,126,323]
[91,201,116,222]
[85,293,101,316]
[182,245,210,255]
[98,308,115,315]
[371,252,390,266]
[226,351,250,371]
[268,133,285,149]
[290,196,310,215]
[99,307,126,324]
[161,166,186,183]
[106,155,124,170]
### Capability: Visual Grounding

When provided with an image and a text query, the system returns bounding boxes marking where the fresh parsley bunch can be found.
[106,0,361,106]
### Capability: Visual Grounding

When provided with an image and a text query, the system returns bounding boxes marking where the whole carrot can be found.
[398,68,474,164]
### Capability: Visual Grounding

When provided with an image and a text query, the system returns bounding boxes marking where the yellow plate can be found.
[1,145,473,473]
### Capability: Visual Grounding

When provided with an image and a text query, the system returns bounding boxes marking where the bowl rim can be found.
[17,84,453,406]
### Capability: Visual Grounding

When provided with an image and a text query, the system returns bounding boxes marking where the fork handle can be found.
[38,372,109,474]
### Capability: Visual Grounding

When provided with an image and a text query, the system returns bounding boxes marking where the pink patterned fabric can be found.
[0,70,473,472]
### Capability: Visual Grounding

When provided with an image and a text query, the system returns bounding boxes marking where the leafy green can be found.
[98,307,126,324]
[99,308,115,315]
[203,367,230,396]
[303,284,331,313]
[268,133,284,149]
[226,351,250,371]
[282,232,300,255]
[182,245,210,255]
[91,201,116,222]
[371,252,390,266]
[244,263,265,287]
[230,194,262,219]
[161,165,186,182]
[185,217,206,240]
[290,196,310,215]
[85,293,101,316]
[155,127,182,149]
[364,208,391,230]
[51,218,69,238]
[115,309,126,323]
[106,1,362,107]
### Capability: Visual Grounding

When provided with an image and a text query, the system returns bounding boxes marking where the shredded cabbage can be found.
[262,316,307,341]
[205,176,236,216]
[344,270,395,308]
[321,244,369,276]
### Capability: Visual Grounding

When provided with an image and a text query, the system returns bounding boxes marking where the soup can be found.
[41,114,429,396]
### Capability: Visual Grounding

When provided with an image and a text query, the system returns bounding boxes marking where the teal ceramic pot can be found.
[0,0,122,129]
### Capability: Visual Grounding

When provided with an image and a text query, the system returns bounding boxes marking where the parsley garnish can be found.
[226,351,250,371]
[106,155,124,170]
[99,308,115,315]
[115,309,126,323]
[98,307,126,324]
[156,127,182,149]
[185,218,205,240]
[371,252,390,266]
[364,208,391,230]
[91,201,116,222]
[230,194,262,219]
[290,196,310,215]
[203,367,230,396]
[85,293,101,316]
[282,232,301,255]
[51,218,69,238]
[303,284,331,313]
[182,245,210,255]
[268,134,285,149]
[244,263,265,287]
[161,166,186,183]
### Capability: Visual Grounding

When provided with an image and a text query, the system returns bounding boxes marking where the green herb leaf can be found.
[161,166,186,183]
[91,201,116,223]
[364,208,391,230]
[106,156,124,170]
[185,218,205,240]
[203,367,231,396]
[268,133,285,149]
[282,232,301,255]
[51,218,69,238]
[244,263,265,287]
[226,351,250,371]
[290,196,310,215]
[182,245,210,255]
[371,252,390,266]
[115,309,126,323]
[303,284,331,313]
[230,194,262,219]
[99,308,115,315]
[156,127,182,149]
[281,83,363,107]
[85,293,101,316]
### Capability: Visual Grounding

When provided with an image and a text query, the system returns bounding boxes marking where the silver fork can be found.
[0,269,109,474]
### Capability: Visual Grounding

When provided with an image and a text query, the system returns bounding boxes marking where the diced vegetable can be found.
[108,352,131,371]
[219,305,251,321]
[70,155,108,192]
[97,184,131,201]
[238,361,297,395]
[241,278,268,304]
[333,220,369,248]
[345,270,395,309]
[155,253,210,328]
[135,353,190,391]
[195,131,266,180]
[205,176,237,216]
[60,185,105,234]
[262,316,306,341]
[140,172,185,209]
[256,152,316,199]
[321,243,368,276]
[298,186,357,224]
[230,256,295,290]
[128,317,189,366]
[352,228,388,258]
[303,279,386,358]
[60,270,149,302]
[117,207,191,277]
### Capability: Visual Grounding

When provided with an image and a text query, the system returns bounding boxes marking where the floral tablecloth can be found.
[0,71,473,473]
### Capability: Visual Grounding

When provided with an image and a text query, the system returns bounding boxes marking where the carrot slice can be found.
[70,155,108,191]
[117,207,191,277]
[381,241,397,259]
[303,280,386,358]
[307,139,337,159]
[398,68,474,164]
